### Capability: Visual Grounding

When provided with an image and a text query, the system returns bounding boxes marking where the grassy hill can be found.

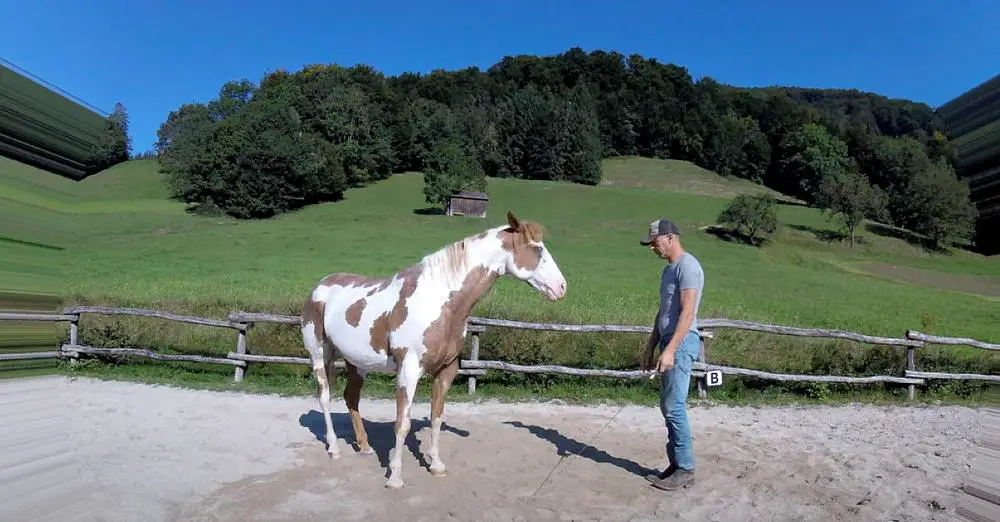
[1,154,997,403]
[600,156,790,200]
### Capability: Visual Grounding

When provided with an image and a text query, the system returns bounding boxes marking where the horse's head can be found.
[498,211,567,301]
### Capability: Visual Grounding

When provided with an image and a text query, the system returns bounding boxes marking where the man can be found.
[638,218,705,491]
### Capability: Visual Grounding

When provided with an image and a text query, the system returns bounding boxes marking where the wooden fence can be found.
[1,306,997,400]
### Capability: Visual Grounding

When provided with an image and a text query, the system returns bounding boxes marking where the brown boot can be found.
[644,464,676,484]
[648,468,695,491]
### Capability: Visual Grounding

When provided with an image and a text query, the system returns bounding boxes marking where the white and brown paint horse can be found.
[301,210,567,489]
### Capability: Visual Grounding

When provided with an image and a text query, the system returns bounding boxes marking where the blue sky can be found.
[2,0,997,153]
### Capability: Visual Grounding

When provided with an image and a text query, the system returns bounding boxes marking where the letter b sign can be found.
[706,370,723,387]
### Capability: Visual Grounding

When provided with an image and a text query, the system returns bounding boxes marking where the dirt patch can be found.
[857,262,1000,298]
[10,376,986,521]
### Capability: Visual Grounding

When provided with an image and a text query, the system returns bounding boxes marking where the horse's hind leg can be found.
[303,320,341,459]
[427,356,460,477]
[343,361,373,455]
[319,342,341,458]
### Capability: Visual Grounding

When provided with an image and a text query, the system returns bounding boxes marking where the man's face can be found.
[649,234,672,258]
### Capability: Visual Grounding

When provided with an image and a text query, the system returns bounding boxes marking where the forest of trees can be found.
[153,47,978,247]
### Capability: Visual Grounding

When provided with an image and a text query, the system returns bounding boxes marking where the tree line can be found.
[86,102,132,172]
[153,47,977,246]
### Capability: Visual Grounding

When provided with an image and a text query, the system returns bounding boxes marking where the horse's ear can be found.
[506,210,521,231]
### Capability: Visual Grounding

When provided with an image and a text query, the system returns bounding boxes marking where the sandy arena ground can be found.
[0,375,988,521]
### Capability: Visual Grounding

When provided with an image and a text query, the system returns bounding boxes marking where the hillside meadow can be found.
[1,155,997,404]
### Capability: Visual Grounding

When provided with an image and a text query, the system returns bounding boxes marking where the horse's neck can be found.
[419,228,505,295]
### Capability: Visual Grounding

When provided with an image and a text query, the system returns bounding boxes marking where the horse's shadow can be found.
[299,410,470,476]
[503,420,655,478]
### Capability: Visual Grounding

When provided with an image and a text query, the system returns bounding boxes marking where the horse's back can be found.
[309,271,404,371]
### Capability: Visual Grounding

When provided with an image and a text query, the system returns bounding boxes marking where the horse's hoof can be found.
[385,476,404,489]
[357,446,375,456]
[327,450,341,460]
[429,466,448,477]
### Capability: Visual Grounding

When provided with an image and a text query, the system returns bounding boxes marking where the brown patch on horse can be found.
[369,314,391,355]
[420,266,499,374]
[368,263,424,354]
[430,356,460,420]
[499,222,545,271]
[319,272,392,293]
[394,386,408,432]
[345,298,366,327]
[522,221,545,243]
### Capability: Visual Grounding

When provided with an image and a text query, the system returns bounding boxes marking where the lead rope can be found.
[530,402,628,497]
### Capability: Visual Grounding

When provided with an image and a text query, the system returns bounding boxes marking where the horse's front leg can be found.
[428,356,460,477]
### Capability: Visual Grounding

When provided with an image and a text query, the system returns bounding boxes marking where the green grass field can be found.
[1,154,997,404]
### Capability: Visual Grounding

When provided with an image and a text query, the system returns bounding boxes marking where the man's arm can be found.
[641,310,661,370]
[646,309,661,350]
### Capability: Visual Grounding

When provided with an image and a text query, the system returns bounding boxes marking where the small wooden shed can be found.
[446,190,489,218]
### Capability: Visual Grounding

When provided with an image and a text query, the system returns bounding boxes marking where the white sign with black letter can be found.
[706,370,723,387]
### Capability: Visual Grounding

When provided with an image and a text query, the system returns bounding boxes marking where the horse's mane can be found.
[417,219,545,288]
[419,228,498,288]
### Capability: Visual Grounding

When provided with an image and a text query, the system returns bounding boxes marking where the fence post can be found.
[467,330,481,394]
[68,314,80,365]
[234,322,249,383]
[697,329,710,399]
[906,346,916,401]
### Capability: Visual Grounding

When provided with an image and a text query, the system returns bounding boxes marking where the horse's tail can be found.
[301,283,331,367]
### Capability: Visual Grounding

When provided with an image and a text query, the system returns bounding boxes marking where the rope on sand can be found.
[530,403,629,497]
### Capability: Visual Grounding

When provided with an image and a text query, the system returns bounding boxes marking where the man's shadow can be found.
[503,420,655,477]
[299,410,470,476]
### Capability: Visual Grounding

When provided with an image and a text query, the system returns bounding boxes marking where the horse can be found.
[300,210,567,489]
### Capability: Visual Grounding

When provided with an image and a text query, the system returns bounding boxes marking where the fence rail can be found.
[906,330,1000,351]
[62,306,246,331]
[0,306,996,400]
[0,351,65,362]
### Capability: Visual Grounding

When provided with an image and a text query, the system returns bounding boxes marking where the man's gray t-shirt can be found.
[656,252,704,340]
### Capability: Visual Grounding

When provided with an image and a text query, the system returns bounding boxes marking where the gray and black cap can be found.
[640,219,681,245]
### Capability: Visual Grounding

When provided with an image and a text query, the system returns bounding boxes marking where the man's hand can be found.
[640,350,655,372]
[656,349,676,373]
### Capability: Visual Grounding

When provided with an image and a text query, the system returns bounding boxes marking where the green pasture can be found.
[1,154,997,404]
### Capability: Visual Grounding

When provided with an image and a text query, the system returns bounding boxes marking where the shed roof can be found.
[451,191,489,200]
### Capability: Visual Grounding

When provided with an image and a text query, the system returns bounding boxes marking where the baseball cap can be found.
[639,219,681,245]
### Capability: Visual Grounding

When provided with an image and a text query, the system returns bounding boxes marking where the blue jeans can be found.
[659,330,700,471]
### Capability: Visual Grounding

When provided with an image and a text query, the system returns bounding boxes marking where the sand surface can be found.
[0,375,987,521]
